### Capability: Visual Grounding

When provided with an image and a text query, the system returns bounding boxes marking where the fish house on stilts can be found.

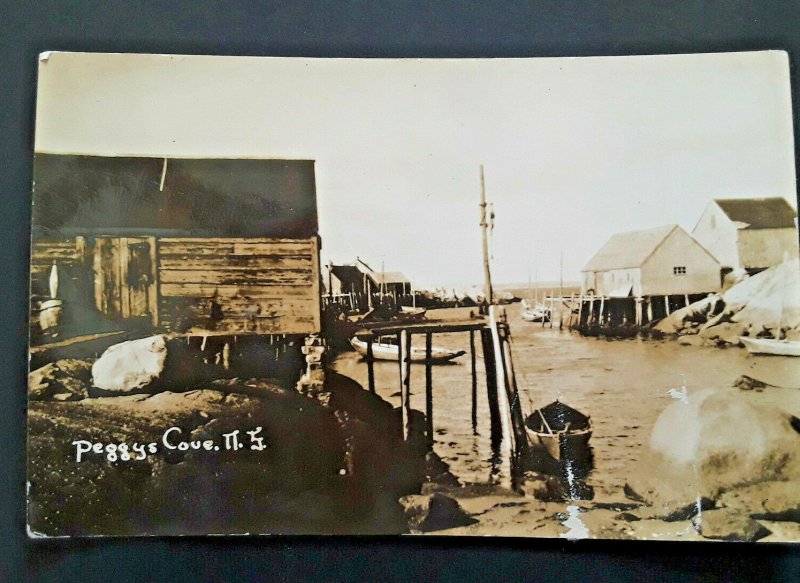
[578,224,721,333]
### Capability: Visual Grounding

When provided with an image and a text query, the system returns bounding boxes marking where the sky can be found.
[34,51,797,288]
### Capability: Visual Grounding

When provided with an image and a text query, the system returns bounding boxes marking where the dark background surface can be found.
[2,1,800,581]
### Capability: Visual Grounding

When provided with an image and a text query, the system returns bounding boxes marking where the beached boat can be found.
[350,337,465,363]
[740,336,800,357]
[399,306,427,319]
[524,401,592,461]
[521,304,551,323]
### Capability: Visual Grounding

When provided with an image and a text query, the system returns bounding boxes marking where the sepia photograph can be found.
[27,51,800,541]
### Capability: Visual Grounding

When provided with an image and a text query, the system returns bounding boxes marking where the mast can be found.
[479,165,494,305]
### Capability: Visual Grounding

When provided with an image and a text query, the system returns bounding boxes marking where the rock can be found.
[785,328,800,342]
[28,361,90,401]
[698,321,747,345]
[91,335,216,395]
[626,389,800,512]
[655,295,718,334]
[677,335,707,347]
[718,481,800,522]
[733,375,769,391]
[399,493,477,532]
[91,335,168,394]
[693,508,771,542]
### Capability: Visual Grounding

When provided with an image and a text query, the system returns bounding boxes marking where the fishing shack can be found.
[29,154,321,373]
[578,224,721,330]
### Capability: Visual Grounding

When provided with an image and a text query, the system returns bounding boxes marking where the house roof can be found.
[330,264,364,287]
[331,259,410,286]
[714,197,797,230]
[369,271,410,285]
[583,225,679,272]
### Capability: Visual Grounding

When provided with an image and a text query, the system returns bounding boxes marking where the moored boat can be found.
[399,306,427,319]
[740,336,800,357]
[521,304,551,322]
[525,401,592,461]
[350,337,465,363]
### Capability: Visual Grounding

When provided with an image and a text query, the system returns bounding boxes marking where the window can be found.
[673,266,686,275]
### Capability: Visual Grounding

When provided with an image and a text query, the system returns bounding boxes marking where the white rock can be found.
[92,335,168,394]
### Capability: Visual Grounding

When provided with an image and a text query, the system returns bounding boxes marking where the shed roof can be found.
[583,225,678,272]
[330,264,364,287]
[714,198,797,230]
[369,271,410,285]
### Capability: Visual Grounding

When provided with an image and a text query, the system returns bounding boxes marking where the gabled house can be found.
[581,224,721,298]
[692,197,799,274]
[328,258,411,297]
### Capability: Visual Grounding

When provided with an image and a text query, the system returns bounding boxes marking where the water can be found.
[332,305,800,497]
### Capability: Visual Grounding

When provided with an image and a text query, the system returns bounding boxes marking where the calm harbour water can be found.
[332,306,800,497]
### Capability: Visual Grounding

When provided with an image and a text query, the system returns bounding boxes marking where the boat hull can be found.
[526,427,592,462]
[740,336,800,357]
[350,338,465,363]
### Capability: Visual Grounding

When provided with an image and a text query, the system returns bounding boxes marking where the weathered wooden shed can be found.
[581,224,721,298]
[30,155,321,342]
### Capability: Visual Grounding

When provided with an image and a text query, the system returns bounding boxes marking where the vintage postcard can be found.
[27,51,800,540]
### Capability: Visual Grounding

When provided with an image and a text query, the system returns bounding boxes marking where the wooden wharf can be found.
[353,306,528,487]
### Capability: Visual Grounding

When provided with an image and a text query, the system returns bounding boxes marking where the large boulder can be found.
[399,493,477,532]
[697,321,748,345]
[626,389,800,513]
[655,295,719,334]
[91,335,216,395]
[693,508,771,542]
[91,335,168,394]
[717,480,800,522]
[29,360,91,401]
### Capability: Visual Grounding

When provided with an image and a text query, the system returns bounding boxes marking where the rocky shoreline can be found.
[27,335,451,536]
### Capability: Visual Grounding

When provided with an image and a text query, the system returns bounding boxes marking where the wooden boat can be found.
[525,401,592,461]
[740,336,800,357]
[521,304,551,322]
[399,306,427,319]
[350,337,465,363]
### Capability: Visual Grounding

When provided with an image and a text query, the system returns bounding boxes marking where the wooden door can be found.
[94,236,159,326]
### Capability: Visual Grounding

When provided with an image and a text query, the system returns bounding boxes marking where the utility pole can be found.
[479,164,494,305]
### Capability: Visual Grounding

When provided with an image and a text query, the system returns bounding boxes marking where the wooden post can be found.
[488,306,513,463]
[425,332,434,448]
[366,336,375,394]
[664,295,671,316]
[568,292,576,329]
[599,295,605,327]
[589,293,595,326]
[577,294,584,330]
[479,165,494,305]
[647,298,654,323]
[481,328,502,445]
[399,330,411,441]
[635,298,642,327]
[500,326,528,456]
[470,329,478,433]
[684,294,690,308]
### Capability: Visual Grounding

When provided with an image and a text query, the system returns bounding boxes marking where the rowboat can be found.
[350,337,465,363]
[521,304,551,323]
[525,401,592,462]
[740,336,800,357]
[399,306,427,319]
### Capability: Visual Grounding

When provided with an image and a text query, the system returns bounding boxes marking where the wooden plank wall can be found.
[30,239,82,297]
[157,237,321,334]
